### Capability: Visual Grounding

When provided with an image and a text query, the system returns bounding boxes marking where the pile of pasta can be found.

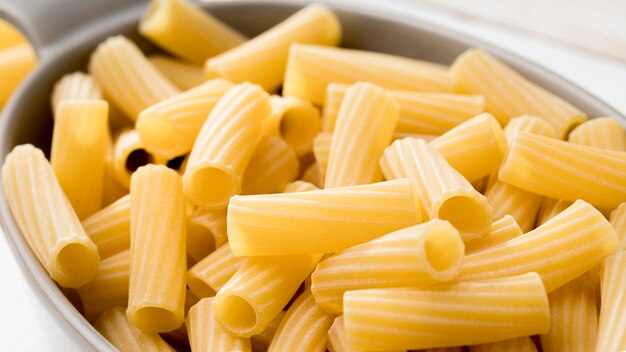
[0,19,37,110]
[2,0,626,351]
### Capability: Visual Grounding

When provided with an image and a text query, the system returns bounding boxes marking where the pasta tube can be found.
[301,162,322,187]
[112,128,160,188]
[95,307,175,351]
[312,132,331,181]
[186,297,251,352]
[140,0,246,64]
[464,215,523,255]
[268,291,334,352]
[89,35,180,120]
[182,82,272,209]
[187,207,227,250]
[503,114,558,140]
[213,253,321,337]
[284,44,454,105]
[0,44,37,109]
[227,179,422,256]
[535,197,571,227]
[82,194,130,259]
[250,311,285,352]
[498,132,626,208]
[50,72,102,113]
[187,244,244,298]
[392,132,438,142]
[569,116,626,150]
[380,138,492,241]
[269,95,321,156]
[205,4,341,92]
[452,48,586,137]
[127,165,186,332]
[311,219,464,314]
[185,215,216,266]
[283,180,318,193]
[322,83,484,135]
[2,144,99,288]
[325,82,399,188]
[51,100,109,219]
[148,55,205,90]
[0,19,26,49]
[241,136,299,195]
[457,200,619,292]
[136,78,233,159]
[469,337,537,352]
[328,315,405,352]
[343,272,550,351]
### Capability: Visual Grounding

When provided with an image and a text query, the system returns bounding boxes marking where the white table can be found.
[1,1,625,351]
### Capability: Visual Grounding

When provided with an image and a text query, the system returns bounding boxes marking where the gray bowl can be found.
[0,0,623,350]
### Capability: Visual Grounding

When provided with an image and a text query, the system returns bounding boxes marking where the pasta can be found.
[0,44,37,109]
[186,297,251,352]
[536,197,571,227]
[187,207,228,250]
[227,179,422,255]
[380,138,492,241]
[136,78,233,159]
[464,215,523,255]
[469,337,537,352]
[283,180,318,193]
[205,4,341,92]
[568,116,626,150]
[185,215,217,266]
[301,162,322,187]
[343,272,550,350]
[95,307,175,351]
[51,100,109,219]
[327,315,406,352]
[0,19,26,49]
[127,165,186,332]
[50,72,103,113]
[457,200,619,292]
[182,82,272,209]
[312,132,332,181]
[2,144,99,288]
[148,55,205,90]
[241,136,300,195]
[112,128,161,188]
[268,95,321,156]
[82,194,130,259]
[311,219,464,314]
[283,44,454,105]
[187,244,244,298]
[452,48,586,137]
[250,311,285,352]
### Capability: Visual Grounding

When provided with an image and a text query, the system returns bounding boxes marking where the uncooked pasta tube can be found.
[185,216,216,266]
[2,145,99,288]
[0,44,37,109]
[187,244,244,298]
[148,55,205,90]
[464,215,523,255]
[50,72,102,113]
[187,207,227,250]
[311,219,464,314]
[186,297,251,352]
[250,311,285,352]
[127,165,186,332]
[343,272,550,351]
[469,337,537,352]
[325,82,399,188]
[535,197,571,227]
[312,132,332,180]
[301,162,322,187]
[268,95,321,156]
[241,136,299,195]
[82,194,130,259]
[227,179,422,255]
[380,138,492,241]
[112,128,161,188]
[95,306,175,351]
[568,116,626,151]
[327,315,405,352]
[205,4,341,91]
[283,180,318,193]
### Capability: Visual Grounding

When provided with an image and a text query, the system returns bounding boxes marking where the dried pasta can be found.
[186,297,251,352]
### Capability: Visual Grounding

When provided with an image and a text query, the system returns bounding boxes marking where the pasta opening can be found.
[215,295,257,334]
[131,306,181,332]
[167,155,186,171]
[55,243,99,287]
[436,196,491,241]
[187,274,217,299]
[424,224,464,274]
[187,166,236,208]
[280,106,320,155]
[136,115,178,156]
[125,149,154,173]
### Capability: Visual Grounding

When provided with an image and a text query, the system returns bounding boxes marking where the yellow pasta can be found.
[328,315,406,352]
[51,100,109,219]
[284,44,454,105]
[311,219,464,314]
[241,136,299,195]
[380,138,492,241]
[283,180,319,193]
[267,290,334,352]
[182,82,272,209]
[0,44,37,109]
[2,145,99,288]
[392,132,438,142]
[535,197,571,227]
[127,165,186,332]
[464,215,523,255]
[50,72,103,113]
[498,132,626,209]
[112,128,161,188]
[227,179,422,256]
[312,132,332,181]
[185,216,216,266]
[429,113,507,182]
[187,243,244,298]
[452,48,586,137]
[343,272,550,350]
[0,19,26,49]
[469,337,537,352]
[88,35,180,120]
[250,311,285,352]
[187,207,228,250]
[325,82,399,188]
[205,4,341,92]
[568,116,626,150]
[148,55,205,90]
[186,297,251,352]
[82,194,130,259]
[322,83,484,135]
[457,200,619,292]
[301,162,322,188]
[268,95,322,156]
[94,307,175,352]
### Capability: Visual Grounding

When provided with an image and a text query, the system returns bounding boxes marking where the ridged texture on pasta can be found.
[541,271,597,352]
[187,243,244,298]
[393,132,438,142]
[313,132,331,182]
[452,48,586,137]
[95,307,175,351]
[464,215,523,255]
[429,113,507,182]
[137,78,234,159]
[213,254,321,337]
[140,0,246,64]
[186,297,251,352]
[148,55,204,90]
[324,82,399,188]
[0,19,26,49]
[241,136,300,195]
[82,194,130,259]
[268,291,334,352]
[51,100,109,219]
[283,180,319,193]
[183,82,272,209]
[469,337,537,352]
[227,179,422,255]
[328,315,405,352]
[51,72,103,113]
[250,311,285,352]
[112,128,162,188]
[188,207,227,249]
[0,44,37,109]
[269,95,321,156]
[568,116,626,150]
[458,200,619,292]
[536,197,571,227]
[498,132,626,208]
[2,144,100,288]
[323,83,484,135]
[344,272,549,350]
[381,138,492,241]
[284,44,454,105]
[78,250,129,322]
[311,219,464,314]
[185,217,216,266]
[128,165,186,332]
[88,35,180,120]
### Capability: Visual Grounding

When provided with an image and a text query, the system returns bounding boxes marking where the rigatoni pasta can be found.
[464,215,523,255]
[95,307,175,351]
[568,116,626,150]
[112,128,160,188]
[268,95,321,156]
[50,72,102,113]
[0,44,37,109]
[283,180,318,193]
[469,337,537,352]
[241,136,299,195]
[312,132,332,181]
[187,243,244,298]
[186,297,251,352]
[82,194,130,259]
[148,55,205,90]
[187,207,228,250]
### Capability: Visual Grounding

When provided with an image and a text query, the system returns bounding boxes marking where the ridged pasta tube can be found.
[112,128,161,188]
[469,337,537,352]
[535,197,571,227]
[568,116,626,150]
[269,95,321,156]
[187,207,227,250]
[250,312,285,352]
[148,55,204,90]
[95,307,175,351]
[187,244,244,298]
[464,215,523,255]
[82,194,130,259]
[283,180,318,193]
[313,132,332,180]
[2,145,100,288]
[241,136,299,195]
[50,72,102,113]
[186,297,251,352]
[0,44,37,109]
[327,315,405,352]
